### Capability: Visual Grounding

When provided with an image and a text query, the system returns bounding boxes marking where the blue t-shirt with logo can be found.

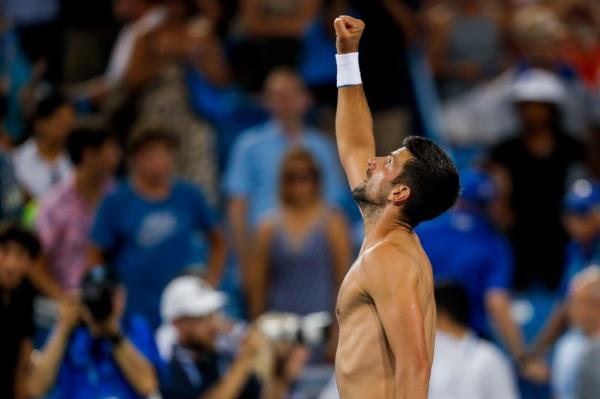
[91,180,218,328]
[417,210,513,336]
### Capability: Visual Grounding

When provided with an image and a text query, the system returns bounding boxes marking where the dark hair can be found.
[67,127,114,165]
[278,148,322,205]
[0,222,41,259]
[127,128,179,156]
[393,136,460,227]
[33,93,70,121]
[434,282,470,327]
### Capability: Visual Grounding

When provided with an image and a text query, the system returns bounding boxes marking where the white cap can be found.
[161,276,227,322]
[511,69,567,105]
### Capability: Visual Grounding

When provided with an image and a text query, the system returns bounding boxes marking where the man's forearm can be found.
[28,325,71,397]
[487,291,526,360]
[205,229,227,286]
[113,338,158,396]
[15,340,32,399]
[395,365,429,399]
[530,304,568,356]
[228,198,252,290]
[336,85,375,173]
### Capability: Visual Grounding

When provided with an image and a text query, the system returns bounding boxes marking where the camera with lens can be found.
[256,312,332,347]
[81,266,119,323]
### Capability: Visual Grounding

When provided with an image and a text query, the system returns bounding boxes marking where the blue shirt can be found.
[91,180,219,328]
[417,210,513,335]
[49,315,164,399]
[223,121,349,227]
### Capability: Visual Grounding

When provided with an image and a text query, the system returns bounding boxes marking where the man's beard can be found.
[352,183,384,206]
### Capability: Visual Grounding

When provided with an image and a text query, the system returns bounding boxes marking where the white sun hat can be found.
[511,69,567,105]
[161,276,227,322]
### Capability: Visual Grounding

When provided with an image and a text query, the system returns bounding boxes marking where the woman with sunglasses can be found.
[249,147,352,359]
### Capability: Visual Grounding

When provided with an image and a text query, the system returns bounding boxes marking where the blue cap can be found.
[563,179,600,215]
[460,170,497,208]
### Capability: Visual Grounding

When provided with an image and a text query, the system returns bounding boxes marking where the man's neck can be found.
[361,204,413,248]
[276,118,304,137]
[74,168,106,205]
[131,174,171,200]
[36,137,63,162]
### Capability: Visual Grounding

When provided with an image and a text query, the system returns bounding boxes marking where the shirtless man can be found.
[333,16,460,399]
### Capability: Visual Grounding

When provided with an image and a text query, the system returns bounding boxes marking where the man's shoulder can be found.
[12,140,37,164]
[360,240,420,283]
[235,123,279,149]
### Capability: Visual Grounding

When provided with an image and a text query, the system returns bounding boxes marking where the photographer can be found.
[28,267,163,398]
[161,276,307,399]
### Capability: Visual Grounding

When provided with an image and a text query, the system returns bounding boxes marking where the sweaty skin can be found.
[335,182,436,399]
[333,16,435,398]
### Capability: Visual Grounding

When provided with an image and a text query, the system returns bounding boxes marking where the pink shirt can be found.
[36,177,113,292]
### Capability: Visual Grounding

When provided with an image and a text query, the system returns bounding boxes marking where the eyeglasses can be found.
[283,171,318,184]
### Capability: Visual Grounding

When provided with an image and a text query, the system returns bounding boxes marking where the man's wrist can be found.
[336,52,362,87]
[106,330,126,347]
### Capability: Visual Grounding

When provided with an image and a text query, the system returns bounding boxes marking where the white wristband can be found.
[336,52,362,87]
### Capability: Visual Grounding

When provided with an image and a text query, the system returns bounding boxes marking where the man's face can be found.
[563,211,600,245]
[131,141,175,183]
[352,147,413,207]
[517,101,555,131]
[568,281,600,336]
[175,314,220,349]
[92,138,122,179]
[264,73,310,122]
[35,104,76,144]
[0,242,33,290]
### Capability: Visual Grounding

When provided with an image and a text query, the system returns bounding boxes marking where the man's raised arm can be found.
[334,16,376,189]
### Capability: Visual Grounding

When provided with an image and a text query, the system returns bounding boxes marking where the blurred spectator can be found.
[0,95,24,219]
[554,0,600,89]
[161,275,306,399]
[3,0,61,82]
[418,170,529,365]
[34,127,121,299]
[426,0,505,100]
[0,18,38,141]
[440,5,588,147]
[348,0,420,155]
[89,128,226,328]
[573,268,600,399]
[490,69,584,290]
[233,0,321,92]
[551,266,600,399]
[28,266,162,398]
[429,282,518,399]
[224,68,348,296]
[529,179,600,376]
[510,5,588,136]
[68,0,167,101]
[12,93,75,199]
[250,149,350,358]
[0,222,40,399]
[299,0,347,125]
[120,0,233,202]
[59,0,118,84]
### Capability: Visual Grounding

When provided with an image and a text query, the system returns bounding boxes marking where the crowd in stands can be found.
[1,0,600,398]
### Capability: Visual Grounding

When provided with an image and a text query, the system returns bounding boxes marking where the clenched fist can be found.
[334,15,365,54]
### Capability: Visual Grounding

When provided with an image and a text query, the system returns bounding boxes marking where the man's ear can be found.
[388,185,410,205]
